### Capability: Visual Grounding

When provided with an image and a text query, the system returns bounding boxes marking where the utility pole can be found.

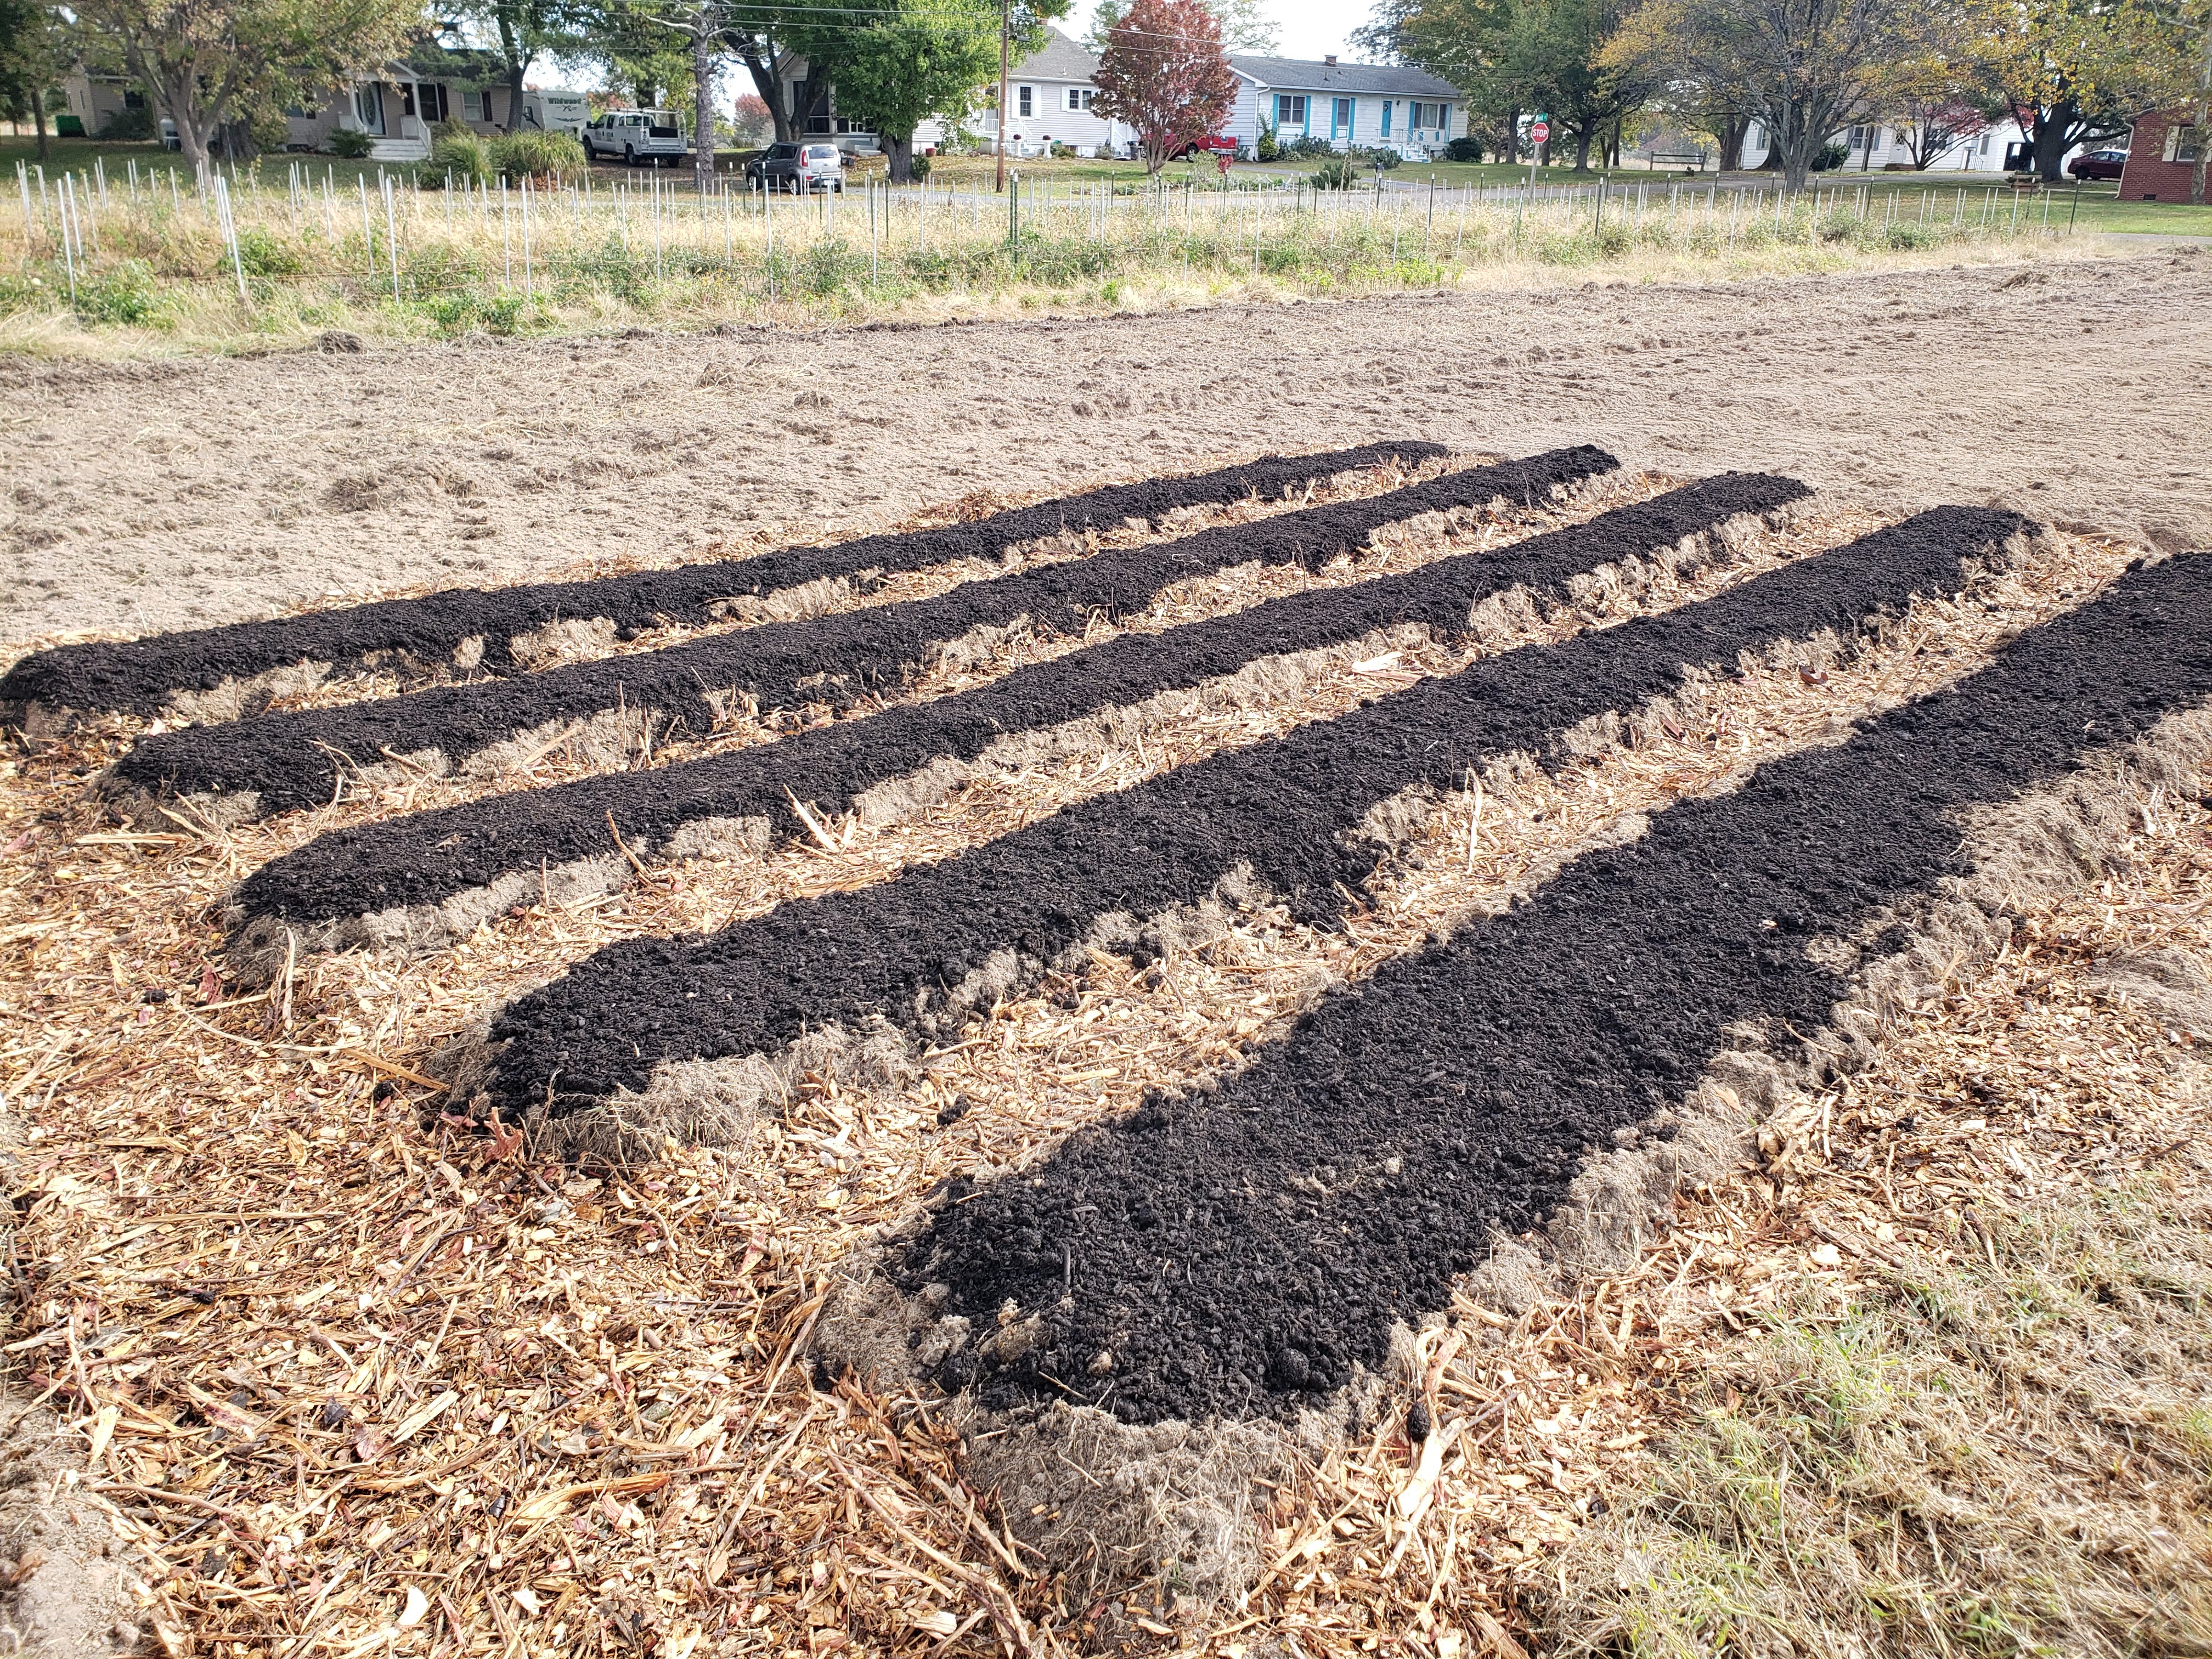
[996,0,1012,194]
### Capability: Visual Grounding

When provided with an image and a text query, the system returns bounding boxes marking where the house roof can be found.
[1009,28,1100,84]
[1229,55,1460,98]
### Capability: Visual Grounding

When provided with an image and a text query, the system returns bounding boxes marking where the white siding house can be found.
[1734,115,2090,174]
[967,30,1134,158]
[284,47,586,162]
[1226,55,1463,159]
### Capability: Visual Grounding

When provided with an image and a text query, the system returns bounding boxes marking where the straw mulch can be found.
[0,478,2182,1657]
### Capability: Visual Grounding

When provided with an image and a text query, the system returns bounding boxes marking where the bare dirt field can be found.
[2,246,2205,650]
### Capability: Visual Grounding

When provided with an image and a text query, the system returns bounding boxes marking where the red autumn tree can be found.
[1091,0,1237,174]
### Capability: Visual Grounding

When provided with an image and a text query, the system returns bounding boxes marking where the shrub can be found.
[428,122,493,187]
[1282,134,1335,160]
[77,259,169,326]
[1810,140,1848,172]
[234,227,303,276]
[489,129,586,182]
[1255,120,1279,162]
[97,103,157,142]
[1444,136,1482,162]
[910,153,932,180]
[1349,145,1402,170]
[329,127,375,158]
[1310,157,1359,190]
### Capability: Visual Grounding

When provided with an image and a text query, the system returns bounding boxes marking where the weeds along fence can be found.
[4,156,2082,337]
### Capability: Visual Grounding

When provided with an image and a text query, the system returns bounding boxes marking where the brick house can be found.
[2118,110,2203,201]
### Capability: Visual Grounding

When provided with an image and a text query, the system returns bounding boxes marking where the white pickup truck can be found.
[582,109,689,167]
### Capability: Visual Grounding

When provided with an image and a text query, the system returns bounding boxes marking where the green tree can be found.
[74,0,419,170]
[1356,0,1527,161]
[0,0,67,161]
[1973,0,2187,182]
[1510,0,1655,170]
[453,0,590,133]
[778,0,1008,180]
[1609,0,1940,188]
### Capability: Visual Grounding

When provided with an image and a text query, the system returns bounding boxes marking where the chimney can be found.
[1324,53,1337,64]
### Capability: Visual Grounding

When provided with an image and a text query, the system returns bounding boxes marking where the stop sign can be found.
[1531,119,1550,144]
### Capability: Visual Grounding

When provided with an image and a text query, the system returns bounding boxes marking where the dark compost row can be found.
[229,471,1800,956]
[477,506,2035,1127]
[110,449,1615,822]
[890,551,2212,1426]
[0,442,1443,735]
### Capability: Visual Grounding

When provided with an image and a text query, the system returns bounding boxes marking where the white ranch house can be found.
[960,35,1464,161]
[967,30,1133,159]
[287,46,589,163]
[1226,55,1463,159]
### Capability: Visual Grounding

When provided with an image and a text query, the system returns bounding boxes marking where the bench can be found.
[1649,152,1706,172]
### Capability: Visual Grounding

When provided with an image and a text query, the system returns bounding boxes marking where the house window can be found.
[353,83,385,136]
[1274,93,1306,128]
[1018,85,1033,117]
[1332,97,1352,139]
[124,89,146,109]
[1979,133,1990,154]
[1065,87,1095,112]
[1412,101,1445,133]
[2171,126,2203,163]
[417,83,449,123]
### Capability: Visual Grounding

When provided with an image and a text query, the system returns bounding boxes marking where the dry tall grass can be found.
[3,157,2092,356]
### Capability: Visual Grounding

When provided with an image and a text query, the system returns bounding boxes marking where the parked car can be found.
[745,141,847,193]
[583,109,688,167]
[2068,148,2128,182]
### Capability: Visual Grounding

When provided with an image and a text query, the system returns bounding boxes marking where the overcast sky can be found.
[1260,0,1370,60]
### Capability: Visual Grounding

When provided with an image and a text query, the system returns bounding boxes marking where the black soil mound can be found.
[114,449,1612,821]
[233,470,1797,943]
[1,443,1442,732]
[896,552,2212,1426]
[479,506,2029,1127]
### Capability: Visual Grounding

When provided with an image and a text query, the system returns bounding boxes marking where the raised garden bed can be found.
[225,467,1793,972]
[108,449,1613,823]
[0,443,1443,739]
[893,549,2212,1426]
[472,506,2040,1132]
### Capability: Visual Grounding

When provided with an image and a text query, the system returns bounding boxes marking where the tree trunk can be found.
[1571,120,1593,172]
[1718,114,1746,171]
[693,8,717,190]
[2192,10,2211,207]
[158,72,212,173]
[888,131,913,183]
[2033,95,2076,183]
[740,45,795,143]
[29,83,47,162]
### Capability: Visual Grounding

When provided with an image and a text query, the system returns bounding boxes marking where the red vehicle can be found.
[1175,133,1237,159]
[2068,148,2128,181]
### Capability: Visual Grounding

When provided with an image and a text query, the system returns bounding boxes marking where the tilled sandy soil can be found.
[2,249,2205,647]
